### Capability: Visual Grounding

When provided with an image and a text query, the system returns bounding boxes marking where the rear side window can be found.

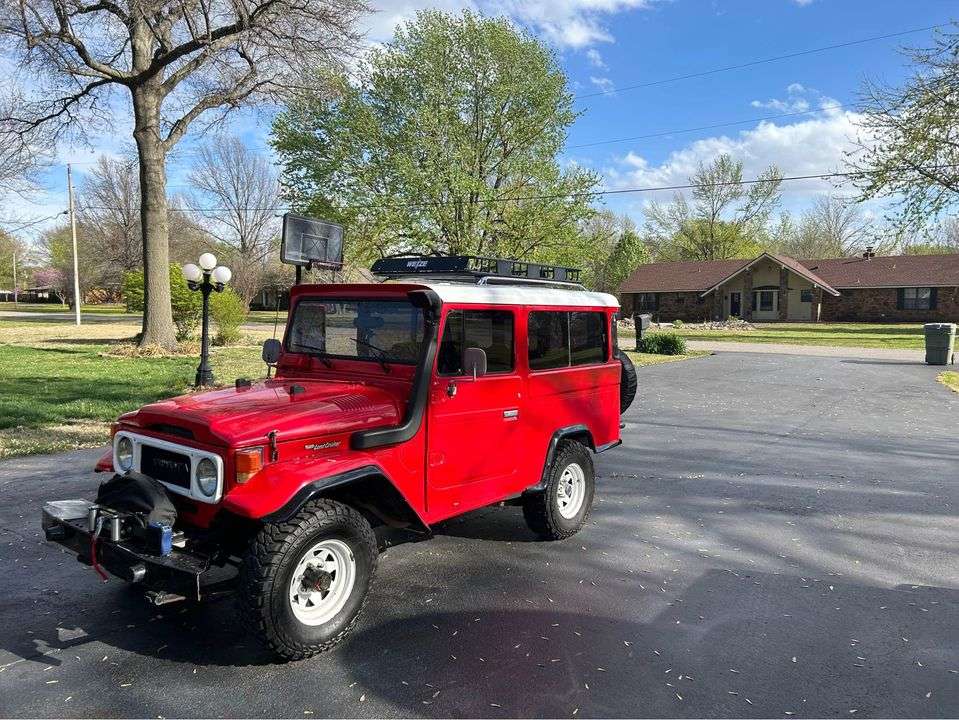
[438,310,514,376]
[570,311,608,365]
[528,312,569,370]
[528,310,608,370]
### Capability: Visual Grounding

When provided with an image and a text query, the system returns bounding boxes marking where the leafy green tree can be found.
[210,289,248,345]
[645,154,782,261]
[123,265,201,342]
[848,26,959,233]
[272,10,598,266]
[578,210,650,293]
[36,224,102,307]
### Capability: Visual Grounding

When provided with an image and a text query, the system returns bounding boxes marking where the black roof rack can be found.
[370,255,582,286]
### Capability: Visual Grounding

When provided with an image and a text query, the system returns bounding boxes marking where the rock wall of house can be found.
[821,287,959,322]
[654,292,712,322]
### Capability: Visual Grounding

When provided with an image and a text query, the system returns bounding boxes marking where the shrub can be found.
[672,319,684,328]
[122,265,202,341]
[210,288,248,345]
[637,331,687,355]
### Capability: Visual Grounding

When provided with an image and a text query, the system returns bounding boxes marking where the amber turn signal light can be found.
[235,447,264,484]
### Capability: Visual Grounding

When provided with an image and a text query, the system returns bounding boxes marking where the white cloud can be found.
[602,109,869,212]
[751,97,810,113]
[368,0,656,48]
[589,76,616,94]
[586,48,608,69]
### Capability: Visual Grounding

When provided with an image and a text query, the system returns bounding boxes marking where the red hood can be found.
[123,378,402,446]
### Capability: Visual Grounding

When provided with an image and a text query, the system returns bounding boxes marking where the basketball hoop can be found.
[281,213,344,272]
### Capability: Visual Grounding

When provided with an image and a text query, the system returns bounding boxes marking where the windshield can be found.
[286,298,426,364]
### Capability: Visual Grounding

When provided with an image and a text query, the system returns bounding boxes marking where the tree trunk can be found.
[132,87,177,350]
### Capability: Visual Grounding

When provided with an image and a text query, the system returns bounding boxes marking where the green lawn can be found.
[0,336,266,458]
[939,371,959,394]
[626,350,710,366]
[623,323,925,351]
[0,302,131,315]
[247,309,290,324]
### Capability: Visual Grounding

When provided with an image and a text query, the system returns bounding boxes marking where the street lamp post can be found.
[183,253,232,388]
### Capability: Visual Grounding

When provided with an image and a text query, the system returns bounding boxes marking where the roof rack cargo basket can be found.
[371,255,582,284]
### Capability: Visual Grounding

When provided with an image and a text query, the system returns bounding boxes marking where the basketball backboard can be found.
[281,213,344,269]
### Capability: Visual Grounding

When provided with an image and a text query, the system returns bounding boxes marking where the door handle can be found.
[446,382,457,398]
[503,409,519,420]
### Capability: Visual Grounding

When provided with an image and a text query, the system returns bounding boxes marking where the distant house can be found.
[619,250,959,323]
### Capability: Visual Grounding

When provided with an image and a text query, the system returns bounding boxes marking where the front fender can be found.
[221,456,382,519]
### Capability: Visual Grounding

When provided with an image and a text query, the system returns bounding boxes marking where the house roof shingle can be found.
[619,253,959,293]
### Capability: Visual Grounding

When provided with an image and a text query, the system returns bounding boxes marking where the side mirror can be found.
[462,347,487,379]
[262,338,282,365]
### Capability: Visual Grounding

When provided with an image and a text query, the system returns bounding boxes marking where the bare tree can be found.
[78,155,142,282]
[773,196,878,258]
[0,90,52,199]
[645,154,782,261]
[188,137,279,306]
[0,0,367,348]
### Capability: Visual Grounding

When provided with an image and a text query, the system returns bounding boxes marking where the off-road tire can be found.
[237,499,377,661]
[523,441,595,540]
[619,352,638,414]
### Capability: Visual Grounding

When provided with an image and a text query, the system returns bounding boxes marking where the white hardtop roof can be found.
[414,281,619,308]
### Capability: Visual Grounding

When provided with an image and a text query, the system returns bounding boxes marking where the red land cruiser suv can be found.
[42,256,637,660]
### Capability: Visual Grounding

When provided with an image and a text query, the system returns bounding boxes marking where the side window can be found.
[438,309,514,376]
[570,311,608,365]
[528,311,569,370]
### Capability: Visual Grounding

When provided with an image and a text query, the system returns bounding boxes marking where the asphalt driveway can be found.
[1,352,956,718]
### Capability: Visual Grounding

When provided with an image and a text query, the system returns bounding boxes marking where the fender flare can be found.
[526,425,622,494]
[260,465,430,535]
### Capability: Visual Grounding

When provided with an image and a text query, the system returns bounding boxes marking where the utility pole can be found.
[11,248,16,307]
[66,163,81,326]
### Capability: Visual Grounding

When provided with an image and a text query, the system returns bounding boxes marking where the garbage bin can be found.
[924,323,957,365]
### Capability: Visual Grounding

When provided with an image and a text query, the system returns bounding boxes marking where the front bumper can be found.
[42,500,211,601]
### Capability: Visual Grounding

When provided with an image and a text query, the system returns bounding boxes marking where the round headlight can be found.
[116,436,134,472]
[195,458,218,497]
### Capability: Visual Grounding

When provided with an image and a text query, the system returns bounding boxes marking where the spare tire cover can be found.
[96,472,177,528]
[619,352,638,414]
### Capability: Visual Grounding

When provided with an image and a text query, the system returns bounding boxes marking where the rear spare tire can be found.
[238,499,377,661]
[619,352,638,413]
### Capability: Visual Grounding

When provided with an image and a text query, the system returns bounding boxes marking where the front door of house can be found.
[729,292,741,317]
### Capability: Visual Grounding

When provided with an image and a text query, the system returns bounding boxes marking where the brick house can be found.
[619,251,959,323]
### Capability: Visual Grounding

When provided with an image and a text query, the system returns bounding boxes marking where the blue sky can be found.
[3,0,955,241]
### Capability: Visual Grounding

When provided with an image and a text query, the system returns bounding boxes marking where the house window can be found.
[800,289,814,303]
[753,290,776,312]
[635,293,659,312]
[902,287,932,310]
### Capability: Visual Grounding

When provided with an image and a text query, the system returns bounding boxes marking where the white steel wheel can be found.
[288,538,357,626]
[556,462,587,519]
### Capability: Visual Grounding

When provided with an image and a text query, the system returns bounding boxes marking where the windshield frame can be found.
[284,295,428,366]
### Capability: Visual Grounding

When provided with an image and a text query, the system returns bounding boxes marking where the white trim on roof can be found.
[417,281,619,308]
[697,252,840,298]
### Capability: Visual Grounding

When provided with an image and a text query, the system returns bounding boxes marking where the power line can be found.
[83,166,950,213]
[569,102,848,149]
[575,22,951,101]
[0,212,66,233]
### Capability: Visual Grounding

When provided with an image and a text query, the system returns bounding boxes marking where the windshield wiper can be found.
[351,338,391,373]
[290,341,333,368]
